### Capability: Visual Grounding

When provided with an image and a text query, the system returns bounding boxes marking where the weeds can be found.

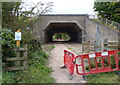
[48,45,55,49]
[86,72,120,83]
[68,48,72,50]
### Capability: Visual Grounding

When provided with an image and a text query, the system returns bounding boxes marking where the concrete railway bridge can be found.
[34,14,120,44]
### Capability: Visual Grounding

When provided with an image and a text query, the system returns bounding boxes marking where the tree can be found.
[2,2,53,31]
[2,2,22,29]
[94,2,120,23]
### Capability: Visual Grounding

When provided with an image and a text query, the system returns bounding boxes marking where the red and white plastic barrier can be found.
[64,50,75,74]
[63,49,120,75]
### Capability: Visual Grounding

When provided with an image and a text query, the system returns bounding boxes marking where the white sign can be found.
[15,32,21,41]
[101,52,108,56]
[89,54,96,58]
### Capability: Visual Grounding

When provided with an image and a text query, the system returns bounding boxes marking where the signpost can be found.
[15,29,21,66]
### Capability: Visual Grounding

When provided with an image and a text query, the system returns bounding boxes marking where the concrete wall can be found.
[85,17,119,42]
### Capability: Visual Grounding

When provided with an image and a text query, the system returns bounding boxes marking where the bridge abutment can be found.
[34,14,119,44]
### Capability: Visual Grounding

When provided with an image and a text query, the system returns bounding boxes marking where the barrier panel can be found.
[75,49,120,75]
[64,50,75,74]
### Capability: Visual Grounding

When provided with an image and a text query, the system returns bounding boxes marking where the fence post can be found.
[15,29,21,66]
[87,41,90,53]
[23,45,28,69]
[103,38,108,51]
[106,19,108,25]
[117,24,120,31]
[82,42,85,54]
[16,48,20,66]
[112,21,114,26]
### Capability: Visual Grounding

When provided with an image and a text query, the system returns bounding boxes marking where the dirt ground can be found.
[46,43,86,83]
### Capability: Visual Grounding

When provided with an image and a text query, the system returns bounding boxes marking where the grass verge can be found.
[86,71,120,83]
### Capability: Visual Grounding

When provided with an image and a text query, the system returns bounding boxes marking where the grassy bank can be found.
[2,49,55,83]
[86,71,120,83]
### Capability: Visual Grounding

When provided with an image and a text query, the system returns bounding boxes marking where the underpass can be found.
[35,14,119,44]
[44,22,83,43]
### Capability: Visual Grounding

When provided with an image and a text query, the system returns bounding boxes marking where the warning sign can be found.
[15,32,21,41]
[89,54,95,58]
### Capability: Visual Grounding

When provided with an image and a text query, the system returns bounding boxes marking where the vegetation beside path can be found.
[3,49,55,83]
[86,71,120,83]
[2,2,55,84]
[2,29,55,83]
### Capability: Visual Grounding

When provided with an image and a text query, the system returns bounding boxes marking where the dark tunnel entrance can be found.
[44,22,83,43]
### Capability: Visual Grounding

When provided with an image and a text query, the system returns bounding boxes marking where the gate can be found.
[3,45,28,71]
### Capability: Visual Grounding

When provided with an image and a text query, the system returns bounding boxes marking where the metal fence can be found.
[88,15,120,31]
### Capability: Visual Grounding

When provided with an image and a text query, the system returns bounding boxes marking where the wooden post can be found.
[23,45,28,69]
[16,29,21,66]
[103,38,108,51]
[16,50,20,66]
[88,41,90,53]
[118,24,120,30]
[106,19,108,25]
